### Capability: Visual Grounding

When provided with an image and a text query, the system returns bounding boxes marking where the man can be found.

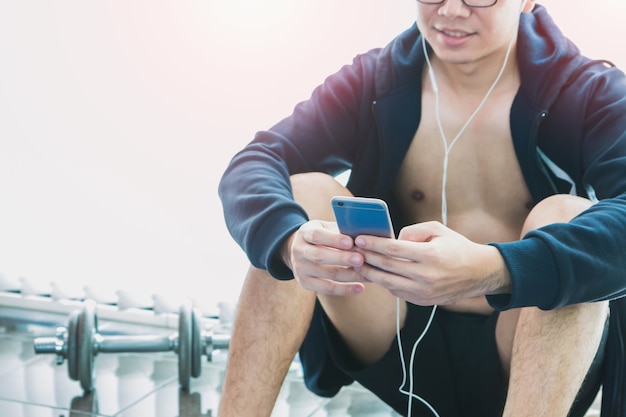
[218,1,626,416]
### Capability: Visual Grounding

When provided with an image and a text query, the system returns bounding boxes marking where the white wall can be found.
[0,0,624,311]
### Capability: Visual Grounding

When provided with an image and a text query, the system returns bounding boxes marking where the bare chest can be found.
[393,96,533,244]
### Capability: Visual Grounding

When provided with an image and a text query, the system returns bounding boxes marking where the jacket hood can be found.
[517,5,586,109]
[372,4,584,110]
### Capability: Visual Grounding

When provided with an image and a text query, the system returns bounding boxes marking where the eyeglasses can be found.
[417,0,498,8]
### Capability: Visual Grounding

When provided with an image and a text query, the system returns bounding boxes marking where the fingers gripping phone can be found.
[331,196,394,239]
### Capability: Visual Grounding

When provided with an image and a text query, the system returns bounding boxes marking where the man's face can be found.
[416,0,527,66]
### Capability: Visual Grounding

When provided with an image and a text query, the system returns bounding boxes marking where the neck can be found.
[426,39,520,97]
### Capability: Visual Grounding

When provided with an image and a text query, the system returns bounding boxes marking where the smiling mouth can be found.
[442,30,466,38]
[442,30,469,37]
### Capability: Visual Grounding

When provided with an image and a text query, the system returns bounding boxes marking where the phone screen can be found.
[331,196,394,239]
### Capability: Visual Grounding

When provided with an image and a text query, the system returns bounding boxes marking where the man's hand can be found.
[282,220,367,296]
[353,221,511,306]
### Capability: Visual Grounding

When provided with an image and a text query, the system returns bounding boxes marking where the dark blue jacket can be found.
[219,5,626,415]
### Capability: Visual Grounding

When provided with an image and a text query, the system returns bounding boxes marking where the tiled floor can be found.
[0,305,401,417]
[0,304,603,417]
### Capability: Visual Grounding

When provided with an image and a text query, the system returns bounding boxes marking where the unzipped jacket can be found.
[219,5,626,414]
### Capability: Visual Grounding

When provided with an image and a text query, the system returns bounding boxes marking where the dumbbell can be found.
[33,300,229,392]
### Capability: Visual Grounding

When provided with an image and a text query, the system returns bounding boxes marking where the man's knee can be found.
[521,194,594,236]
[497,301,608,377]
[290,172,352,219]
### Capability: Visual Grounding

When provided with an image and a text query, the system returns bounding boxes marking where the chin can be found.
[433,50,479,66]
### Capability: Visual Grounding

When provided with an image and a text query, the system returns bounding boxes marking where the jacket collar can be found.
[374,4,580,110]
[369,4,577,201]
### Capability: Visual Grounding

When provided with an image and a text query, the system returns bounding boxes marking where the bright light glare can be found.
[212,0,297,32]
[0,0,624,312]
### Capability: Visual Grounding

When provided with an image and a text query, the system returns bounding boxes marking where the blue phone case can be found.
[331,196,394,239]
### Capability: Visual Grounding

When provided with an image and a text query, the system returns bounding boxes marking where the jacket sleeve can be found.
[488,65,626,310]
[218,52,379,279]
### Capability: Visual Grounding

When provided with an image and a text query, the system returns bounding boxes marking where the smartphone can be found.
[331,196,394,239]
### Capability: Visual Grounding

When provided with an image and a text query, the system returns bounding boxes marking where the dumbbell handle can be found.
[96,332,230,354]
[95,334,178,353]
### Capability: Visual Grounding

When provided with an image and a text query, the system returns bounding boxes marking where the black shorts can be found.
[299,301,606,417]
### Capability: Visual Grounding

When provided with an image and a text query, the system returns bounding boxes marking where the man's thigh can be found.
[290,172,403,367]
[290,172,351,220]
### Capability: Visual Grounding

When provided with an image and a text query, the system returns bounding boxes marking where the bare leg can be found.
[218,173,401,416]
[217,266,316,417]
[497,195,608,417]
[290,173,404,365]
